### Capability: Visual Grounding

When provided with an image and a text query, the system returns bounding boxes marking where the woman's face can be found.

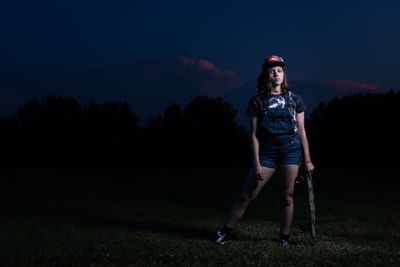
[268,66,284,86]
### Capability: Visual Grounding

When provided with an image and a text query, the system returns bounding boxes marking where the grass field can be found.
[1,165,399,266]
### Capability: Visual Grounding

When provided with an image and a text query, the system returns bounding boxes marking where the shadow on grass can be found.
[80,215,292,244]
[71,214,220,242]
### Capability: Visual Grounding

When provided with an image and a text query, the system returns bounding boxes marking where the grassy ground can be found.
[0,165,399,266]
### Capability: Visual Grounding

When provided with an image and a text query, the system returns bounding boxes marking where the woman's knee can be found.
[237,193,255,206]
[281,191,294,207]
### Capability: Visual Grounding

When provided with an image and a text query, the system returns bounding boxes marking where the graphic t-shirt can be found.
[246,90,307,133]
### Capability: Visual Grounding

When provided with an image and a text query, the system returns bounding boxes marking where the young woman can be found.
[215,55,315,246]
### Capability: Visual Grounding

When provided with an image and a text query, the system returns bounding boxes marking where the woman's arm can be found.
[296,111,315,173]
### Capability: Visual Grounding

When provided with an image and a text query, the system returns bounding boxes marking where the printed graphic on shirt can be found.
[262,91,298,133]
[266,95,286,109]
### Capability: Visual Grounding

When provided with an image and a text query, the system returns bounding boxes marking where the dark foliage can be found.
[139,96,249,166]
[0,90,398,167]
[1,96,139,165]
[308,89,399,167]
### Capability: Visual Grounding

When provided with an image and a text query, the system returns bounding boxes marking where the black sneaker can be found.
[215,231,230,245]
[280,239,289,246]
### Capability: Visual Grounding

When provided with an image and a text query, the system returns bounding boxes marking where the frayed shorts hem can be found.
[259,158,302,169]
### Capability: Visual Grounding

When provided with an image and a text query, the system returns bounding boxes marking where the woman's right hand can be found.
[254,165,265,180]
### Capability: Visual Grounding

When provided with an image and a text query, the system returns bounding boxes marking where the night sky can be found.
[1,0,399,127]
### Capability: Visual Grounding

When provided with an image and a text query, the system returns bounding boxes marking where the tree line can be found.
[307,89,399,167]
[0,95,248,166]
[0,90,398,167]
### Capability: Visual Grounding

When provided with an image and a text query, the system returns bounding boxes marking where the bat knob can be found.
[299,222,311,233]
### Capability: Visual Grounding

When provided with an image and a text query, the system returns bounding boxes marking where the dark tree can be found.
[181,96,249,165]
[308,89,399,167]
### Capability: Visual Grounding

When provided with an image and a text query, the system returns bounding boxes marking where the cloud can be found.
[196,59,215,71]
[147,56,243,97]
[326,79,379,91]
[178,56,237,76]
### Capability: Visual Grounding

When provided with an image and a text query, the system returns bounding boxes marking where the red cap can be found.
[263,55,285,67]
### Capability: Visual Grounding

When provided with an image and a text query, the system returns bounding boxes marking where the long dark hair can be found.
[256,65,291,97]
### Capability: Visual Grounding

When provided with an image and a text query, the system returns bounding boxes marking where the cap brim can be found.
[267,62,285,67]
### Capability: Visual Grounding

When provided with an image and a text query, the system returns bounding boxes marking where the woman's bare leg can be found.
[278,164,300,235]
[224,165,276,229]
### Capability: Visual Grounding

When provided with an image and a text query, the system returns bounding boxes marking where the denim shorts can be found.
[259,132,303,169]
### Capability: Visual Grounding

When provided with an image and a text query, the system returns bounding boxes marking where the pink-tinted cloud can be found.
[327,79,379,91]
[178,56,238,77]
[142,56,244,97]
[179,56,195,68]
[196,58,215,71]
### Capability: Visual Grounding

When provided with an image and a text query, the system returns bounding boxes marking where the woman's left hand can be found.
[305,161,315,176]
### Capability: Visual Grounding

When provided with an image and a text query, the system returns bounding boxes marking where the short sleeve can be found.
[293,94,307,113]
[246,96,260,117]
